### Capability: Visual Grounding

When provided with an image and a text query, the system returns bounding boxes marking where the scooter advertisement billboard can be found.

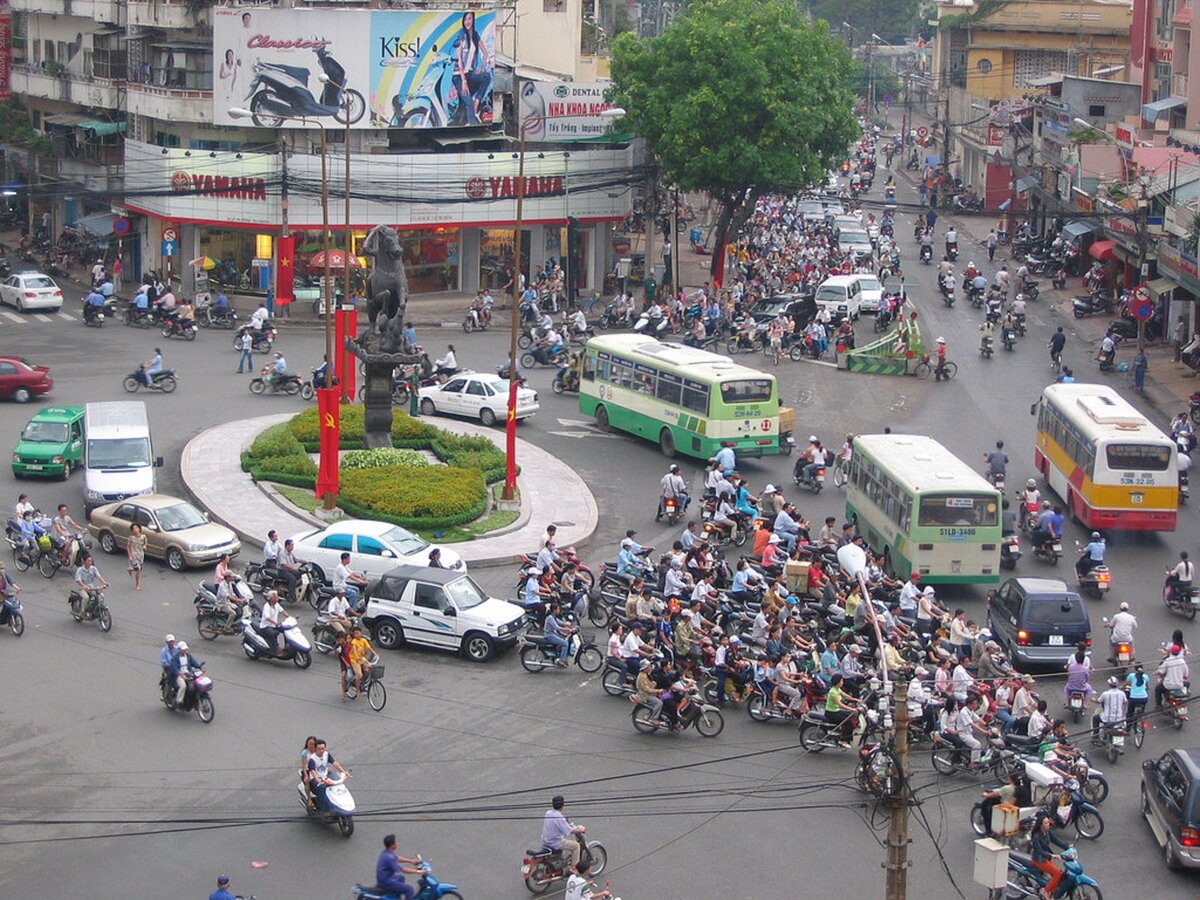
[213,8,496,129]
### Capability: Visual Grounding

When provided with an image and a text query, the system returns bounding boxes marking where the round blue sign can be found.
[112,217,130,236]
[1132,299,1154,322]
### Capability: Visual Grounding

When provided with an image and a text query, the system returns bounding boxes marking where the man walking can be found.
[986,229,997,262]
[237,329,254,374]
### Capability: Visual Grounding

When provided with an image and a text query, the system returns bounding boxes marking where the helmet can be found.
[670,558,682,569]
[1108,676,1119,687]
[669,464,679,473]
[1026,478,1036,489]
[1091,532,1100,540]
[165,634,176,643]
[177,640,189,651]
[620,538,632,549]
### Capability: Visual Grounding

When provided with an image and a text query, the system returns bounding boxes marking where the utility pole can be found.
[1137,171,1149,347]
[884,679,911,900]
[867,39,875,120]
[1009,122,1021,244]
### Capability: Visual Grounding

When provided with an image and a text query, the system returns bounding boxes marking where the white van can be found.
[814,275,864,321]
[83,401,163,511]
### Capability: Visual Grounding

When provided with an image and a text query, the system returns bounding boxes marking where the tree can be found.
[809,0,925,45]
[608,0,857,275]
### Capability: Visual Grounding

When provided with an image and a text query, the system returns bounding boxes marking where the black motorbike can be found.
[919,244,933,264]
[232,326,276,354]
[945,241,958,261]
[82,303,105,327]
[123,303,152,328]
[1072,291,1112,319]
[520,344,568,369]
[245,45,366,128]
[161,317,198,341]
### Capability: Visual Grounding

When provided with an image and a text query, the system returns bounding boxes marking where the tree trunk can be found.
[708,190,762,278]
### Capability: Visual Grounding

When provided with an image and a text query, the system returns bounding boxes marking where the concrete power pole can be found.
[884,680,911,900]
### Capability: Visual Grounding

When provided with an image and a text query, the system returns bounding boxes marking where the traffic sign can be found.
[1133,284,1151,302]
[162,227,178,243]
[112,217,130,236]
[162,240,177,257]
[1131,298,1154,322]
[917,126,929,139]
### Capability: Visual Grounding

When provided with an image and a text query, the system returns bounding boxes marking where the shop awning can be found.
[80,120,126,136]
[1144,97,1186,121]
[71,212,116,238]
[1148,277,1176,296]
[1015,174,1040,192]
[1025,74,1064,88]
[1089,239,1117,261]
[1062,220,1096,238]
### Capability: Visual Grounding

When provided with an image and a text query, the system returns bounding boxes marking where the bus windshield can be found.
[719,379,773,404]
[1105,443,1171,471]
[917,494,998,527]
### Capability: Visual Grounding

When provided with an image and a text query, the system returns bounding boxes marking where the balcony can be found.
[10,64,123,109]
[10,0,122,23]
[1175,73,1190,99]
[127,0,209,30]
[126,81,213,123]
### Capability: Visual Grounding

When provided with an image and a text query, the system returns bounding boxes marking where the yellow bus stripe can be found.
[1039,434,1177,510]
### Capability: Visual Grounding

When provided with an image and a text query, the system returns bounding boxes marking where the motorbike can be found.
[1075,558,1111,599]
[393,54,492,128]
[919,243,933,264]
[989,471,1006,493]
[159,668,215,723]
[793,460,827,494]
[194,590,255,641]
[241,615,313,668]
[232,326,276,354]
[160,317,197,341]
[1000,533,1022,570]
[522,834,607,895]
[462,305,490,334]
[1164,579,1200,620]
[946,241,958,261]
[598,303,632,330]
[631,312,669,337]
[940,280,956,307]
[1004,846,1100,899]
[1164,687,1190,729]
[979,334,994,359]
[0,594,25,636]
[1067,689,1089,723]
[1051,268,1068,291]
[246,45,366,128]
[1190,390,1200,425]
[122,368,178,394]
[354,860,461,900]
[298,769,356,837]
[250,368,304,396]
[82,303,105,328]
[123,303,153,328]
[798,706,872,752]
[1090,721,1126,764]
[968,285,986,308]
[68,587,112,632]
[1034,538,1063,565]
[1072,291,1111,319]
[631,688,725,737]
[518,629,603,673]
[1018,280,1040,302]
[195,296,238,329]
[726,321,765,354]
[520,345,569,370]
[930,732,1014,777]
[658,494,683,526]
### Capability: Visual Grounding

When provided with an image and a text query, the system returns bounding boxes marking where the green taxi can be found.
[12,405,85,479]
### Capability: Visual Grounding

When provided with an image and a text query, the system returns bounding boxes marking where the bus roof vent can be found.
[1076,394,1142,426]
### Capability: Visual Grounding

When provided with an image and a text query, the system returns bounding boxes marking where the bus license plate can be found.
[1130,492,1144,504]
[1048,634,1064,645]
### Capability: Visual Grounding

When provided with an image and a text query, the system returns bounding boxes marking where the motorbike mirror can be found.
[1028,403,1037,417]
[154,456,164,467]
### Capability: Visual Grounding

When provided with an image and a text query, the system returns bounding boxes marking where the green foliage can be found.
[338,466,487,529]
[809,0,924,45]
[608,0,857,203]
[0,100,53,157]
[249,422,305,460]
[287,406,439,447]
[340,448,429,470]
[938,0,1010,31]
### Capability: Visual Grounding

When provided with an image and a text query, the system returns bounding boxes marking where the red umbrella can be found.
[308,249,363,269]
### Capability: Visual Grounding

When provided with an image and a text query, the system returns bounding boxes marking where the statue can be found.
[347,224,421,448]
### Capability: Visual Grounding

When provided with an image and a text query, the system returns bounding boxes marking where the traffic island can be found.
[840,308,926,376]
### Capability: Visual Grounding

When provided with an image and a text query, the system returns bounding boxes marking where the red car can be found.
[0,356,53,402]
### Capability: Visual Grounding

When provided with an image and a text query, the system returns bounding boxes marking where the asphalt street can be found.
[0,183,1196,899]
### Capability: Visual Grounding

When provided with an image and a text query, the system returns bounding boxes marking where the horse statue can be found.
[362,224,408,351]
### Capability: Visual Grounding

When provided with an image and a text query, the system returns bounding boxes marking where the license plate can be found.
[1119,652,1131,662]
[23,464,42,470]
[1191,597,1200,606]
[1131,492,1144,504]
[521,865,531,877]
[1112,735,1124,746]
[1070,696,1082,708]
[1048,634,1064,645]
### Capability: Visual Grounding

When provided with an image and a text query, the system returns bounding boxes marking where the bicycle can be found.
[346,660,387,711]
[912,357,957,381]
[1050,346,1062,373]
[831,456,849,488]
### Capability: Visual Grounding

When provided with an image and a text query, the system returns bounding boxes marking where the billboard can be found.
[213,8,496,129]
[518,81,619,142]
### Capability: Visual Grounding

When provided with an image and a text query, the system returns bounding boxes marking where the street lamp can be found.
[230,106,337,511]
[502,105,625,501]
[320,73,357,402]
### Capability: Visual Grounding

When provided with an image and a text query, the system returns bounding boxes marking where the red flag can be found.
[334,307,348,401]
[344,310,358,402]
[315,388,340,499]
[276,235,295,306]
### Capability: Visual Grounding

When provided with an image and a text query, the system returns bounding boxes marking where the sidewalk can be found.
[180,412,598,567]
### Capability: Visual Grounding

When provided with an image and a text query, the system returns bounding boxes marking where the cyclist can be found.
[1048,326,1066,370]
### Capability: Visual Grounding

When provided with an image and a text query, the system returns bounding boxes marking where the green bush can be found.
[288,404,365,445]
[391,414,440,441]
[249,422,305,460]
[341,448,428,470]
[338,465,487,528]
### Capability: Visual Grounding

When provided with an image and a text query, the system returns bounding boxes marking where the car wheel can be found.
[165,546,186,572]
[374,618,405,650]
[1166,832,1181,870]
[462,632,494,662]
[98,531,118,554]
[420,398,436,416]
[12,387,31,403]
[480,408,497,427]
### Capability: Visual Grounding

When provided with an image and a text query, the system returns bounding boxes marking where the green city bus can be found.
[845,434,1002,584]
[579,334,786,459]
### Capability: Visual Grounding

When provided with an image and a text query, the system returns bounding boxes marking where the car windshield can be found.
[1025,597,1088,627]
[445,576,489,610]
[382,524,428,554]
[858,277,881,293]
[156,502,207,532]
[23,276,55,290]
[87,437,151,468]
[21,421,69,443]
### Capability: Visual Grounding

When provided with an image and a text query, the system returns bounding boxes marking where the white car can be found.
[856,275,884,314]
[289,519,465,582]
[0,272,64,312]
[418,372,538,426]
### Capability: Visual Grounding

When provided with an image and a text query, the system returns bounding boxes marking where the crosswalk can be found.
[1,309,74,325]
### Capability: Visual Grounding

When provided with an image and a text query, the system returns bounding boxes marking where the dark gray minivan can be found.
[987,577,1091,668]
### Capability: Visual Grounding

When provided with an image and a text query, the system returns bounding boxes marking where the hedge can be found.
[341,448,428,470]
[338,465,487,529]
[250,422,305,460]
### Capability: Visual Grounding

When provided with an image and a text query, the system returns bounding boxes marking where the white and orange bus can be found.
[1033,383,1177,531]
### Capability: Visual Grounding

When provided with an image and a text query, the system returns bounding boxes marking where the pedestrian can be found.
[1173,315,1187,363]
[126,522,147,591]
[917,181,927,206]
[237,329,254,374]
[209,874,236,900]
[111,255,123,292]
[1133,345,1148,392]
[265,286,275,317]
[934,336,949,382]
[986,229,997,262]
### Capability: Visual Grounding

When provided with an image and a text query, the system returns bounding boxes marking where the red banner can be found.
[334,307,347,403]
[344,310,358,402]
[276,235,295,305]
[0,4,11,102]
[315,388,340,499]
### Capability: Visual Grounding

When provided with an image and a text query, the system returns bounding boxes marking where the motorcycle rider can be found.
[918,229,934,260]
[1165,550,1195,603]
[139,347,164,387]
[944,226,958,257]
[266,351,288,390]
[434,345,459,378]
[1075,531,1106,578]
[305,738,348,812]
[1098,330,1117,368]
[51,504,85,566]
[541,795,585,872]
[658,463,689,519]
[798,436,827,485]
[159,633,178,674]
[1047,327,1066,369]
[983,440,1008,486]
[1009,293,1027,328]
[1091,675,1128,740]
[375,833,423,900]
[566,857,613,900]
[1018,479,1041,526]
[1031,503,1064,555]
[258,589,287,655]
[168,640,203,707]
[74,553,109,604]
[1103,603,1138,667]
[1155,644,1190,708]
[567,307,588,338]
[84,286,106,322]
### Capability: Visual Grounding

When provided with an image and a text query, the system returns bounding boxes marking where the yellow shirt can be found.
[347,636,372,666]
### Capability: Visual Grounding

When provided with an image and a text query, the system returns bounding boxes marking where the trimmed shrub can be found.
[338,465,486,528]
[391,414,440,442]
[250,422,305,460]
[341,448,428,470]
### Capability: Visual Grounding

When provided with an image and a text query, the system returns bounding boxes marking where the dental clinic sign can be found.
[518,81,619,142]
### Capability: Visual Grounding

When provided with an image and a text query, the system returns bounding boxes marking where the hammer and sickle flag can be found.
[315,388,340,499]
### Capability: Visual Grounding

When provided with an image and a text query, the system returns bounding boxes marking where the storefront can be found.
[1157,241,1200,336]
[122,140,636,300]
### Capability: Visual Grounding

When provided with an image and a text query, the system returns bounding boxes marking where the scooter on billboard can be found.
[391,56,494,128]
[244,44,366,128]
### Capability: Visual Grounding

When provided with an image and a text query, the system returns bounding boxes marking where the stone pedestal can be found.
[347,338,419,450]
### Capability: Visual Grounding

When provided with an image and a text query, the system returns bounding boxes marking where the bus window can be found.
[1105,444,1171,471]
[583,354,596,382]
[681,383,709,414]
[719,379,773,403]
[656,372,682,405]
[918,495,998,527]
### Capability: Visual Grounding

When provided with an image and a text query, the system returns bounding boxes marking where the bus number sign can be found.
[761,419,771,432]
[945,498,975,508]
